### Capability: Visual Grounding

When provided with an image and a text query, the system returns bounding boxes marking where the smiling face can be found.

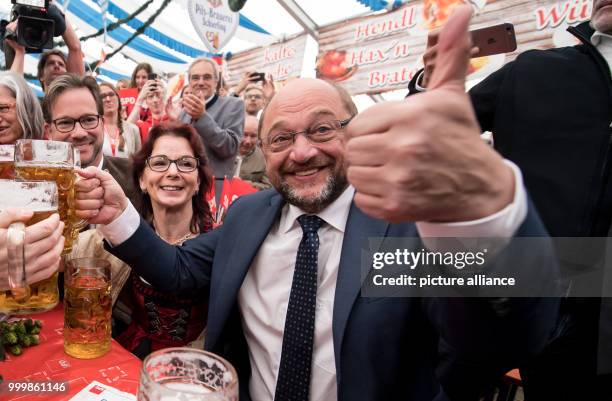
[47,88,104,168]
[135,68,149,90]
[260,78,350,213]
[0,85,22,144]
[592,0,612,34]
[139,134,200,212]
[189,60,218,99]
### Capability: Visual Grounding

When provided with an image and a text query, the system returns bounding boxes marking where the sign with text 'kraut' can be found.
[317,0,591,95]
[227,34,307,86]
[188,0,239,53]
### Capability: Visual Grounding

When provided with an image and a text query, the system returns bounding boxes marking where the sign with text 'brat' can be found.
[317,0,591,95]
[227,34,307,86]
[188,0,239,52]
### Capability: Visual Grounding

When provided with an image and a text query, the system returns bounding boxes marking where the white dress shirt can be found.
[591,31,612,74]
[99,160,527,401]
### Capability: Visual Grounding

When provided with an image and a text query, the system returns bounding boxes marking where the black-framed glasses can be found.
[52,115,101,133]
[264,116,354,153]
[146,155,199,173]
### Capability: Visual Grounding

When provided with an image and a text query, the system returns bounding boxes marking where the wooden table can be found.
[0,302,141,400]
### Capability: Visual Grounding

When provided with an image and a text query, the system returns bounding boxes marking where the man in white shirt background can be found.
[74,7,559,401]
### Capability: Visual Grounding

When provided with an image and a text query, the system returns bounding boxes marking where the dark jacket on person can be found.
[102,156,140,211]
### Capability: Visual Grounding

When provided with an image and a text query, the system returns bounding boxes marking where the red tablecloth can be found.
[0,302,141,400]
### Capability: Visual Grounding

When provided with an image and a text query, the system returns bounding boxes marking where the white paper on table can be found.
[68,380,137,401]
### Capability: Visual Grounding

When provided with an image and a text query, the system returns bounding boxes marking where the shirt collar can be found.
[591,30,612,46]
[280,185,355,234]
[97,156,104,170]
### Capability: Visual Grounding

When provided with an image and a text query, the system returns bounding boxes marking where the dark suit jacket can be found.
[102,156,140,211]
[108,190,559,401]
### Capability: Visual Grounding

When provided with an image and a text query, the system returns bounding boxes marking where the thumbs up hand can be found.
[345,6,514,223]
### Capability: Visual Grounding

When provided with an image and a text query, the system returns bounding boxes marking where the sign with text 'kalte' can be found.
[317,0,591,96]
[188,0,238,53]
[227,34,307,86]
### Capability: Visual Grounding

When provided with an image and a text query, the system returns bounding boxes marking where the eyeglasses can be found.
[245,94,263,100]
[100,92,117,101]
[0,103,16,114]
[52,115,102,133]
[264,117,354,153]
[146,155,199,173]
[190,74,215,82]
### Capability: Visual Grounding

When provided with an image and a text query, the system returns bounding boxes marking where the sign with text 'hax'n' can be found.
[188,0,239,53]
[316,0,591,95]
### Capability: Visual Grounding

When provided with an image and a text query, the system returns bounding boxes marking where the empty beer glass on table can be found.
[0,180,59,314]
[64,258,111,359]
[14,139,77,254]
[0,144,14,179]
[138,348,238,401]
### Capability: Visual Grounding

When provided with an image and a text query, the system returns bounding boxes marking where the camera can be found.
[1,0,66,54]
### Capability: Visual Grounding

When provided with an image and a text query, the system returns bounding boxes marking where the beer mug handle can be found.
[6,222,31,302]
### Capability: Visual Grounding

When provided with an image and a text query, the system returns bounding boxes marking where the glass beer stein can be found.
[0,144,15,179]
[14,139,78,254]
[138,348,238,401]
[0,180,59,314]
[64,258,112,359]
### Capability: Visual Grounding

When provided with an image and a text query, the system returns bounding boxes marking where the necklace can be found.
[155,230,198,245]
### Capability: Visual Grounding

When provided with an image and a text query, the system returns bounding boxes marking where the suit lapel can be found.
[332,202,390,373]
[206,193,285,349]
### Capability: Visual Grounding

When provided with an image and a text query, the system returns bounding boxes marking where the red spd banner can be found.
[118,88,139,117]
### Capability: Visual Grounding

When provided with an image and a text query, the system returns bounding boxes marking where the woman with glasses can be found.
[0,72,44,144]
[111,121,213,358]
[99,83,141,158]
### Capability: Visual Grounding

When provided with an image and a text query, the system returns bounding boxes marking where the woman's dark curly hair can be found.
[131,122,213,234]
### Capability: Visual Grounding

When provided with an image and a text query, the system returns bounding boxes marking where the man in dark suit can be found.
[75,8,558,401]
[42,73,139,207]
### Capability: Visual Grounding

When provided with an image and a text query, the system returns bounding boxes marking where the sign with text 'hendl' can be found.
[188,0,239,53]
[317,0,591,95]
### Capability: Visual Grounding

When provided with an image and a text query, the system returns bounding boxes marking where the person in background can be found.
[235,114,270,190]
[179,57,244,199]
[99,83,141,159]
[5,9,84,92]
[243,84,266,117]
[134,84,170,144]
[129,63,153,92]
[0,72,45,144]
[231,71,276,103]
[116,79,130,91]
[113,122,214,358]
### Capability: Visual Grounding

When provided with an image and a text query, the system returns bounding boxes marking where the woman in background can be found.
[0,72,44,144]
[99,83,141,158]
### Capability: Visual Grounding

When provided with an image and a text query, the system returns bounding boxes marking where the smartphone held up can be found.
[469,23,517,58]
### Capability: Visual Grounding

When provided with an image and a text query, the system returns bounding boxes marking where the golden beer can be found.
[64,258,111,359]
[0,180,60,314]
[0,145,14,179]
[15,165,76,253]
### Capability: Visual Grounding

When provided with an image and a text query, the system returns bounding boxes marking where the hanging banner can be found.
[226,34,308,86]
[316,0,591,95]
[188,0,239,53]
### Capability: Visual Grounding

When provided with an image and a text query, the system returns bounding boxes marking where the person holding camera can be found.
[3,3,84,92]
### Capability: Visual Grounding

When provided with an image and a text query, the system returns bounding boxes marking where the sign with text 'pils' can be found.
[227,34,307,86]
[317,0,591,96]
[188,0,239,53]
